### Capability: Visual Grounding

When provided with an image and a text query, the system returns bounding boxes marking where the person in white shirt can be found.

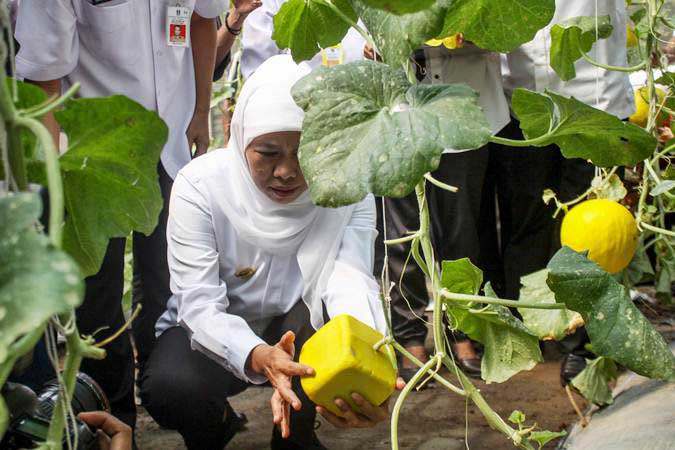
[240,0,367,77]
[480,0,634,381]
[140,55,401,450]
[15,0,226,427]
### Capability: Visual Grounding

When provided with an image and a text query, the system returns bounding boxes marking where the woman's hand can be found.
[228,0,263,30]
[78,411,132,450]
[317,377,405,429]
[249,331,315,438]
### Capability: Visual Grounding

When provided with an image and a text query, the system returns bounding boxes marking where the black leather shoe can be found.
[222,403,248,447]
[560,353,588,386]
[457,357,482,379]
[271,426,327,450]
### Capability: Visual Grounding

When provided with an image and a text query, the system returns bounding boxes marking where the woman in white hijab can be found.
[140,55,401,450]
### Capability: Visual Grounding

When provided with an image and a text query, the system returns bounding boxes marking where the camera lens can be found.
[37,373,110,419]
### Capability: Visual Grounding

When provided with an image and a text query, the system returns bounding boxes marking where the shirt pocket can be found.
[79,0,141,66]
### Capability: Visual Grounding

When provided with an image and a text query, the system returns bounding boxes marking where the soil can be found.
[136,344,581,450]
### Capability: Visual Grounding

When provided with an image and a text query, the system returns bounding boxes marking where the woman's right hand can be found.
[248,331,315,438]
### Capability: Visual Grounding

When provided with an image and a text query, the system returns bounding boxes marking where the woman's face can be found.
[245,131,308,204]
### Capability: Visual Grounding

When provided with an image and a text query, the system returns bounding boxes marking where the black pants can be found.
[374,149,490,346]
[479,119,595,300]
[77,163,173,428]
[140,300,319,450]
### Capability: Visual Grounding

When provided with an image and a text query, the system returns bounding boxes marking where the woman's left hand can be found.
[317,377,405,429]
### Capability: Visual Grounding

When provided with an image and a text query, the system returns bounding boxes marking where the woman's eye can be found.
[256,151,278,158]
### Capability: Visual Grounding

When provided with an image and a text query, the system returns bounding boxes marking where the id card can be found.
[167,6,191,47]
[321,44,344,67]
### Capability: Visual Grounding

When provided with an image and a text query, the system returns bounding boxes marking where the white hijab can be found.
[221,55,355,330]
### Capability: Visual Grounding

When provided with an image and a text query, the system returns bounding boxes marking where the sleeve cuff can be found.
[16,55,76,82]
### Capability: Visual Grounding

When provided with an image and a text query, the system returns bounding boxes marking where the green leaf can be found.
[655,248,674,304]
[440,258,482,295]
[292,60,490,207]
[272,0,357,63]
[547,247,675,381]
[0,193,83,366]
[352,0,449,69]
[549,15,614,81]
[517,269,583,341]
[440,0,556,52]
[508,410,526,425]
[441,261,542,383]
[513,88,657,167]
[591,174,627,202]
[54,96,167,276]
[655,72,675,86]
[570,356,618,405]
[358,0,434,14]
[622,240,654,288]
[528,430,567,448]
[11,80,48,160]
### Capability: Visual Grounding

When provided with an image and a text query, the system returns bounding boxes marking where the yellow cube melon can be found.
[299,314,397,417]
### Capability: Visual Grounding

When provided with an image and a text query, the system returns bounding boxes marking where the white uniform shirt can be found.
[421,44,511,137]
[15,0,227,179]
[502,0,634,118]
[240,0,366,78]
[156,150,386,383]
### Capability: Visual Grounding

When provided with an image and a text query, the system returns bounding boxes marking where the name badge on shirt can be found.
[321,44,344,67]
[167,6,192,47]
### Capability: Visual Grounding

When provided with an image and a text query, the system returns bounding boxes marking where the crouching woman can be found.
[140,55,403,450]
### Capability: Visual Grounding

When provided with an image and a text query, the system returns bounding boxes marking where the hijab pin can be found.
[235,266,257,279]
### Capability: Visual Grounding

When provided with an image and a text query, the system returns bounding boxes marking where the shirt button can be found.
[156,50,163,57]
[434,74,440,80]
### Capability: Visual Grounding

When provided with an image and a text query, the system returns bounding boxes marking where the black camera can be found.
[1,373,110,450]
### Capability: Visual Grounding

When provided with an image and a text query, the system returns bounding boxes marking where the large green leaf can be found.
[512,88,657,167]
[55,96,167,276]
[272,0,357,63]
[517,269,583,341]
[441,261,543,383]
[292,60,490,207]
[440,0,556,52]
[547,247,675,381]
[570,356,618,406]
[549,15,613,81]
[0,193,82,366]
[358,0,434,14]
[352,0,449,69]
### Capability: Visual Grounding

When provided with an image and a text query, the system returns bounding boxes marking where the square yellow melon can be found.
[299,314,397,417]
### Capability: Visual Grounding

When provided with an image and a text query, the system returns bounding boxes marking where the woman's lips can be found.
[269,186,299,198]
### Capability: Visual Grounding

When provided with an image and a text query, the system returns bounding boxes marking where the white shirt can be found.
[156,149,386,383]
[15,0,227,179]
[240,0,366,78]
[421,44,511,137]
[502,0,634,118]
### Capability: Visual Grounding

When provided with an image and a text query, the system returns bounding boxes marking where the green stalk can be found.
[578,44,647,72]
[6,125,26,190]
[318,0,377,53]
[23,83,80,119]
[489,131,559,148]
[391,341,465,395]
[14,116,63,247]
[391,357,438,450]
[440,290,567,310]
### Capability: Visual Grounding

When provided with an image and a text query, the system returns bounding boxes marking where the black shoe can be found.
[271,426,327,450]
[457,357,482,379]
[560,353,588,386]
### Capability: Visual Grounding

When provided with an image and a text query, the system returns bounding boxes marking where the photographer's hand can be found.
[78,411,132,450]
[248,331,315,438]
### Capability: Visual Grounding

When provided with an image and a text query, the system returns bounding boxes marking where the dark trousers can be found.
[479,119,595,300]
[140,300,319,450]
[77,163,173,428]
[374,148,490,346]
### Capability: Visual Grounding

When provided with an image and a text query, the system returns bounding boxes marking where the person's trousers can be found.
[479,119,595,300]
[76,163,173,428]
[374,148,490,347]
[140,300,319,450]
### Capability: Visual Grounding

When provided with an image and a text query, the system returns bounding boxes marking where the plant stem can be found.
[640,221,675,237]
[23,83,79,119]
[440,289,567,310]
[384,232,419,246]
[14,116,63,247]
[6,125,26,190]
[424,173,458,192]
[439,354,534,450]
[489,131,557,148]
[391,357,438,450]
[319,0,377,52]
[391,341,465,395]
[578,45,647,72]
